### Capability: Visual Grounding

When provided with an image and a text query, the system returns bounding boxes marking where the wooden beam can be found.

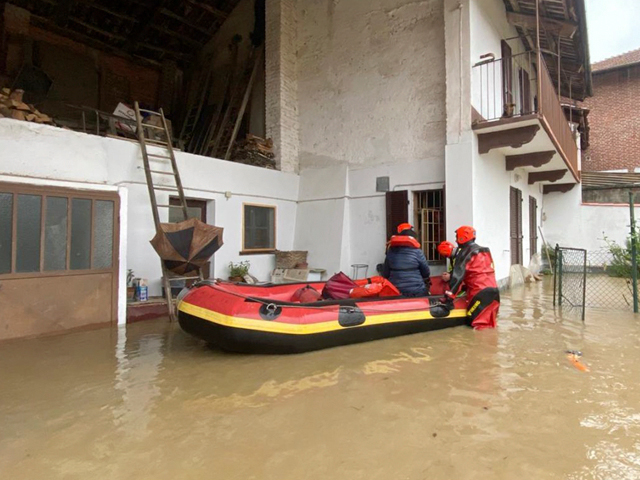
[478,125,540,154]
[507,12,578,37]
[158,7,214,37]
[150,24,205,48]
[128,0,167,52]
[183,0,228,19]
[54,0,77,28]
[137,42,193,60]
[543,183,576,194]
[506,151,555,171]
[69,18,128,41]
[80,1,139,23]
[29,17,162,67]
[528,169,567,184]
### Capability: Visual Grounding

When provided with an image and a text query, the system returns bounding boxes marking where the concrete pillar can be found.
[444,0,475,236]
[265,0,299,173]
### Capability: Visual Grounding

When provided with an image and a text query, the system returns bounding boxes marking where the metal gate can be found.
[553,246,587,321]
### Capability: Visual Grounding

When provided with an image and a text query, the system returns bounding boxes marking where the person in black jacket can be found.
[382,223,431,297]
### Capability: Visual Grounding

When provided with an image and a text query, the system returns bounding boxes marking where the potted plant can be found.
[126,269,135,301]
[229,261,250,282]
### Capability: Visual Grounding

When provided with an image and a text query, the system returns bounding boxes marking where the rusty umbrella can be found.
[150,218,223,275]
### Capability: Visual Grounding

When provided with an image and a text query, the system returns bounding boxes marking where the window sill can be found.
[239,250,276,256]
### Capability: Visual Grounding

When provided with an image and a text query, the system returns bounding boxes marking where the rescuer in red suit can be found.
[433,226,499,330]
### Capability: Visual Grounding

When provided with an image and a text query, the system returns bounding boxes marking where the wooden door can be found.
[501,41,513,109]
[0,183,119,340]
[510,187,523,265]
[529,196,538,258]
[386,190,409,240]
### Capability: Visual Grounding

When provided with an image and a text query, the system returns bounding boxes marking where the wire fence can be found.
[553,191,639,318]
[586,249,636,310]
[553,247,586,320]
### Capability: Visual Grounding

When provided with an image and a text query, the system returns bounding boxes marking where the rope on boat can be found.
[191,281,454,315]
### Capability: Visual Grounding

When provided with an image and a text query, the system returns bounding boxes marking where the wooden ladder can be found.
[134,102,202,322]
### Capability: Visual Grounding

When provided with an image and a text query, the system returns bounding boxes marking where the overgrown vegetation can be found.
[603,229,640,278]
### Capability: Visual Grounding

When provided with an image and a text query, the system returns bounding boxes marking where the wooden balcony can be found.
[472,51,580,192]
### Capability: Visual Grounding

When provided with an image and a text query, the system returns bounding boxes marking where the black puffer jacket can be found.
[383,246,430,297]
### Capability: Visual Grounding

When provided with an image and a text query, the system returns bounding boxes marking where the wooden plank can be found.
[224,48,264,160]
[543,183,576,194]
[159,7,213,36]
[507,11,578,37]
[477,125,540,154]
[528,169,567,184]
[506,151,555,170]
[184,0,228,19]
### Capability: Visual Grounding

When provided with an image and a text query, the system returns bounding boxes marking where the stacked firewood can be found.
[0,88,53,124]
[234,134,276,169]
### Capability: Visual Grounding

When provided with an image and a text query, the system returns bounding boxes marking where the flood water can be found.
[2,279,640,479]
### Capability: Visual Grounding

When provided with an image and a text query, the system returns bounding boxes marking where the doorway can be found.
[414,190,446,265]
[0,183,120,340]
[510,187,523,265]
[529,196,538,259]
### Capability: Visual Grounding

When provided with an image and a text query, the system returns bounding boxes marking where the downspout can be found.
[458,2,463,142]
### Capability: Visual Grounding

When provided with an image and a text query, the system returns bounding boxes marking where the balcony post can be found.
[536,0,542,105]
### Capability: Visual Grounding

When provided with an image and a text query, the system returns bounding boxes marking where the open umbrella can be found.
[150,218,223,275]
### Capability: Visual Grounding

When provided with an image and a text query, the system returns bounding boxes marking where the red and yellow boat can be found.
[177,277,470,354]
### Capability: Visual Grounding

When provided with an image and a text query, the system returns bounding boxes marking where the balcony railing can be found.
[472,51,579,177]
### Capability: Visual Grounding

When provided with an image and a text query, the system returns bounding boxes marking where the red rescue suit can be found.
[447,241,499,330]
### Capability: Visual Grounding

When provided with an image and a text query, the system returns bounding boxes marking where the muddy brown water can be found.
[2,280,640,479]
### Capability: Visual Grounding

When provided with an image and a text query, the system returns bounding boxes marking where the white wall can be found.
[471,136,543,280]
[293,159,446,279]
[296,0,446,170]
[0,120,300,318]
[543,187,637,252]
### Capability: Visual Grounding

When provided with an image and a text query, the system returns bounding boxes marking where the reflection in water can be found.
[1,279,640,479]
[112,328,165,439]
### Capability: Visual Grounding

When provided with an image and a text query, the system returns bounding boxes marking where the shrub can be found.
[603,230,640,278]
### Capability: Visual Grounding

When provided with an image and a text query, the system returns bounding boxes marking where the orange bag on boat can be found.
[350,277,401,298]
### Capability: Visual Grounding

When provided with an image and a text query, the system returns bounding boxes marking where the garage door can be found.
[0,183,119,340]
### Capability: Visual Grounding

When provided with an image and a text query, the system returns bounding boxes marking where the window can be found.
[414,190,445,264]
[169,197,207,223]
[0,183,118,277]
[243,204,276,252]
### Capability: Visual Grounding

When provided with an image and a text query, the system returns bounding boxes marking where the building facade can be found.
[0,0,591,339]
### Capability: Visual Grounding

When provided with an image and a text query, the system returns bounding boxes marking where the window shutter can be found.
[385,190,409,240]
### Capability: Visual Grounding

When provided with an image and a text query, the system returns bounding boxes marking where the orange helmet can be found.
[455,225,476,245]
[437,241,455,258]
[397,223,413,234]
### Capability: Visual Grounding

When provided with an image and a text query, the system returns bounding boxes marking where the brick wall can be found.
[265,0,299,173]
[582,65,640,172]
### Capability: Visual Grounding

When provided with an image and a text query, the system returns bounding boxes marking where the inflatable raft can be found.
[177,277,470,353]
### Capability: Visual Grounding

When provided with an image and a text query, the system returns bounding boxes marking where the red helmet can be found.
[397,223,413,234]
[455,225,476,245]
[437,241,455,258]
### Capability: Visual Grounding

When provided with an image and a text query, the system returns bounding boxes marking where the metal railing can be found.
[537,55,579,176]
[472,50,579,176]
[472,51,537,122]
